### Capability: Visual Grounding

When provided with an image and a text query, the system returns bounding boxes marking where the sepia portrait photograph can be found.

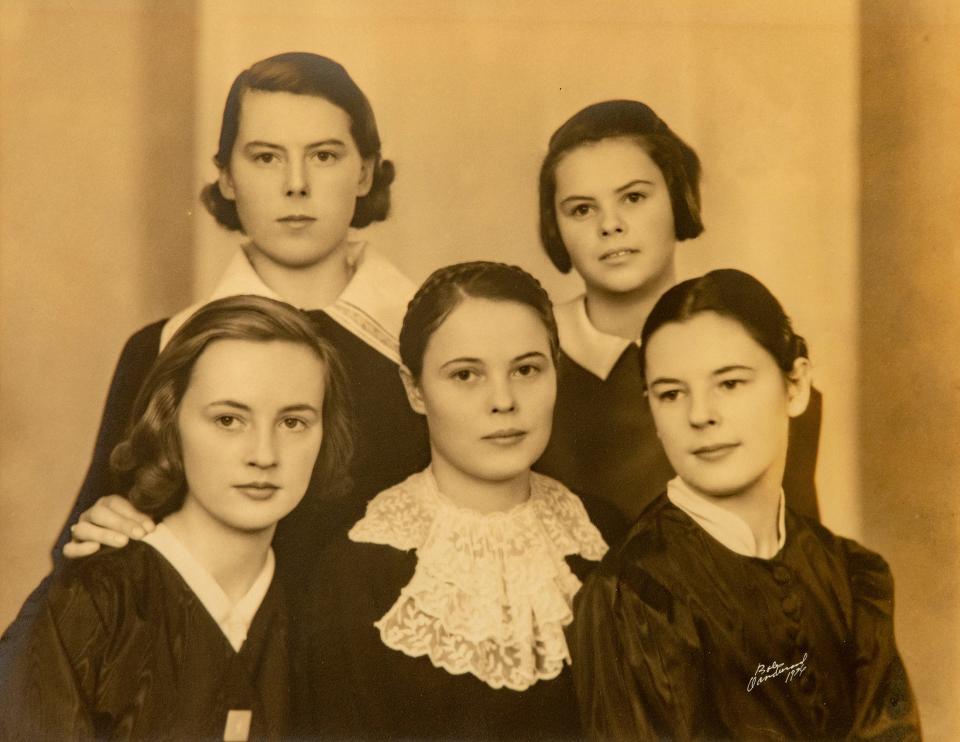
[1,0,957,739]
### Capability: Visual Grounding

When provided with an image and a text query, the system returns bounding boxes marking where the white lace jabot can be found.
[349,468,609,691]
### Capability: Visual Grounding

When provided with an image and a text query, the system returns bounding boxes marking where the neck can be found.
[163,504,274,603]
[689,465,785,556]
[430,455,532,514]
[584,263,677,340]
[244,240,354,310]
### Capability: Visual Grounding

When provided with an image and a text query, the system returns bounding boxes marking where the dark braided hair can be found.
[539,99,704,274]
[201,52,395,232]
[399,261,559,379]
[639,269,809,383]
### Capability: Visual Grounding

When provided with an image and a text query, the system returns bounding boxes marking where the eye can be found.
[568,203,594,218]
[252,152,279,165]
[624,191,647,203]
[310,150,339,164]
[512,364,542,378]
[450,368,478,382]
[214,415,241,429]
[656,389,683,402]
[719,378,747,391]
[280,416,309,431]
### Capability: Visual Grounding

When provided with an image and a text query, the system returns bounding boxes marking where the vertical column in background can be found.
[859,1,960,738]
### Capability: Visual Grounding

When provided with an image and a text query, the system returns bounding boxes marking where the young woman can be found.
[58,52,429,575]
[296,262,620,740]
[534,100,822,522]
[1,295,352,739]
[570,270,920,740]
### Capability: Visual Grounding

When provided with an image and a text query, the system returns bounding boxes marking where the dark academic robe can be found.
[537,347,823,523]
[294,535,608,741]
[571,495,920,741]
[0,541,291,741]
[52,310,430,586]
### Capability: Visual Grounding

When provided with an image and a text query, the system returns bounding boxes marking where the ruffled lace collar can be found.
[349,468,608,691]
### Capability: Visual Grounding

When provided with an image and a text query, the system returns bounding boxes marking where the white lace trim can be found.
[349,468,608,691]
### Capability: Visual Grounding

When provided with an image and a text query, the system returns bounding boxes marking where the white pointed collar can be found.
[159,241,414,363]
[666,477,786,560]
[142,523,275,651]
[554,294,637,381]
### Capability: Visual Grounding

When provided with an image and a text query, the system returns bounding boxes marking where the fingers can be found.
[62,539,103,559]
[69,520,131,549]
[80,495,156,539]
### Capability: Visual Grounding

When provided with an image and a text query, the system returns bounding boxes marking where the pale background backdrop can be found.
[1,0,957,737]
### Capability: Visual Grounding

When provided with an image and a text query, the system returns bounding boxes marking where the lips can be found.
[277,215,316,228]
[691,443,740,461]
[482,429,527,445]
[599,247,640,262]
[234,482,280,500]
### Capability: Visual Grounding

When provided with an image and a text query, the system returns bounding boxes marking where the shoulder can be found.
[113,319,166,367]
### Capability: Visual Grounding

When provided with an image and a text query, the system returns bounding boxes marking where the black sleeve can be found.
[51,321,165,560]
[784,385,823,521]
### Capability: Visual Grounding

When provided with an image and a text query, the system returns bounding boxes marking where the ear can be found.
[356,157,375,198]
[218,166,237,201]
[785,357,812,418]
[399,365,426,415]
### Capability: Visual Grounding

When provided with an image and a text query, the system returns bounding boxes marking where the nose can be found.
[598,207,626,238]
[285,159,310,198]
[246,426,278,470]
[687,390,719,429]
[489,376,517,414]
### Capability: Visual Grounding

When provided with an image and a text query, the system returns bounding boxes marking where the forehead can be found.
[554,136,664,195]
[235,90,354,146]
[186,339,325,402]
[424,298,551,361]
[645,313,771,378]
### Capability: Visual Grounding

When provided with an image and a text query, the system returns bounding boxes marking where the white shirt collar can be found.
[554,294,637,381]
[666,477,787,559]
[142,523,275,651]
[159,241,414,363]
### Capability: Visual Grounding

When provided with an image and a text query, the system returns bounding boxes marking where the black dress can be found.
[0,541,291,740]
[570,494,920,741]
[294,469,613,741]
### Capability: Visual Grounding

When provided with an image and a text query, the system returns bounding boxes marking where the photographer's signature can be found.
[747,653,808,692]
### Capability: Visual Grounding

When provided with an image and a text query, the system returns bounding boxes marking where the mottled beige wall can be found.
[859,1,960,738]
[0,0,196,628]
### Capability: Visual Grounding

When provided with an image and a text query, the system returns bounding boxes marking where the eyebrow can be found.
[205,400,320,415]
[713,365,755,375]
[648,365,756,387]
[558,178,656,206]
[438,351,548,370]
[243,139,347,151]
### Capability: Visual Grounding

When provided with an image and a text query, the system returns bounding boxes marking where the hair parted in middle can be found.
[539,99,704,273]
[110,294,354,520]
[399,261,560,380]
[200,51,395,233]
[639,268,810,384]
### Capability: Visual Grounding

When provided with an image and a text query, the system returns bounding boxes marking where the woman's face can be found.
[405,297,557,488]
[219,90,373,270]
[554,136,677,297]
[644,312,809,501]
[177,338,326,534]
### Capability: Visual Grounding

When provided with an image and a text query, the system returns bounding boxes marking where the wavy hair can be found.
[110,295,354,519]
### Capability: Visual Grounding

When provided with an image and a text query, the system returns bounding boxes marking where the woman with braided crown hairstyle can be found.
[296,262,622,740]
